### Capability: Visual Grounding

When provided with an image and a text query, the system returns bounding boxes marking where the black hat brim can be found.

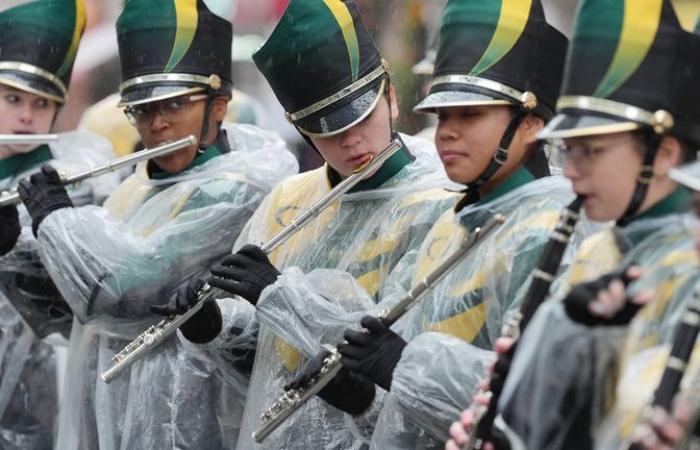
[294,77,385,138]
[0,70,64,103]
[539,112,642,140]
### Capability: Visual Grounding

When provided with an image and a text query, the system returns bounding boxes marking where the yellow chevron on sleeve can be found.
[501,209,559,238]
[398,188,458,210]
[567,230,621,285]
[428,302,487,342]
[356,269,381,297]
[274,337,302,372]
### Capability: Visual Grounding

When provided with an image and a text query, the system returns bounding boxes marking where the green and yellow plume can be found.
[56,0,87,78]
[471,0,532,76]
[323,0,360,81]
[165,0,199,72]
[594,0,663,98]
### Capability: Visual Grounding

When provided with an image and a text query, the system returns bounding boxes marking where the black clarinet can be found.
[627,284,700,450]
[465,196,583,450]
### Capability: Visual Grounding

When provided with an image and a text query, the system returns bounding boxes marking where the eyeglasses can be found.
[551,139,613,173]
[124,94,207,129]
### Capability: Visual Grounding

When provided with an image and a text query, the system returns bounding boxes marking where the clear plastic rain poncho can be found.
[498,211,699,450]
[31,123,297,450]
[0,130,119,450]
[367,174,594,450]
[190,134,456,450]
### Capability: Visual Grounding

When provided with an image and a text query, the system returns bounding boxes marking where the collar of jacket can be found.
[325,137,415,193]
[474,166,536,207]
[148,130,231,180]
[0,144,52,181]
[628,186,691,224]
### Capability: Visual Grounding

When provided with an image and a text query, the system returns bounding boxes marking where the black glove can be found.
[209,244,280,305]
[17,165,73,237]
[0,205,21,255]
[564,265,642,326]
[285,348,376,416]
[337,316,407,391]
[150,277,222,344]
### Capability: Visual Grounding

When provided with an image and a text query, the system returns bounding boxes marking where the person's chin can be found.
[446,166,476,185]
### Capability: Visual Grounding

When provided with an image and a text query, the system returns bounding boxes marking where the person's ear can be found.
[654,135,683,178]
[211,96,229,122]
[518,114,545,145]
[387,84,399,122]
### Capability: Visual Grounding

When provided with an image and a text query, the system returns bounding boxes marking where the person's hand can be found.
[150,277,222,343]
[285,348,376,416]
[209,244,280,305]
[0,205,20,255]
[445,337,516,450]
[564,265,652,326]
[338,315,407,391]
[445,404,496,450]
[630,396,694,450]
[17,165,73,237]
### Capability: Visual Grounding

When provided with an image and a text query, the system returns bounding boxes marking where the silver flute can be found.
[0,135,198,208]
[253,214,507,443]
[0,133,59,145]
[100,139,405,384]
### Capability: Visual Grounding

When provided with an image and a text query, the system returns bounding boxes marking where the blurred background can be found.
[7,0,700,170]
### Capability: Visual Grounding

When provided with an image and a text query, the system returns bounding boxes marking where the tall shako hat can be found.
[414,0,566,119]
[415,0,568,208]
[116,0,233,108]
[664,14,700,193]
[541,0,700,225]
[0,0,87,104]
[253,0,388,138]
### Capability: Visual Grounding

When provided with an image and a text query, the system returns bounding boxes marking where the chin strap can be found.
[455,91,538,212]
[198,74,227,152]
[616,110,674,227]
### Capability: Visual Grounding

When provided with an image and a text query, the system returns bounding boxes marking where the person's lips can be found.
[439,150,467,163]
[347,153,371,168]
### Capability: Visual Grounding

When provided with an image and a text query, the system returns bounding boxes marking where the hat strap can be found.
[616,132,662,226]
[455,97,535,212]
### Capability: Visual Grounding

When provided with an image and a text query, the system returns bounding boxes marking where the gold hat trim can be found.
[296,78,387,138]
[287,61,388,123]
[119,73,221,94]
[0,61,67,97]
[429,74,524,104]
[557,96,674,133]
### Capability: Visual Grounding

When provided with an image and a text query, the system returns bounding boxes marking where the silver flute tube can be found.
[0,134,59,145]
[252,214,507,443]
[100,139,405,384]
[0,135,197,208]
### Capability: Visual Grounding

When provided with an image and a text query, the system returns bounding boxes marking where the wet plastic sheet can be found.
[0,130,119,450]
[499,214,699,450]
[202,134,456,450]
[42,123,297,450]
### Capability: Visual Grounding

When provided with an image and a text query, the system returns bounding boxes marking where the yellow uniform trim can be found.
[428,302,487,343]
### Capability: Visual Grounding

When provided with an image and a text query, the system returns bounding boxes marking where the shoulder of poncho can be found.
[49,130,116,167]
[631,220,696,264]
[396,187,458,210]
[265,166,326,202]
[221,122,287,152]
